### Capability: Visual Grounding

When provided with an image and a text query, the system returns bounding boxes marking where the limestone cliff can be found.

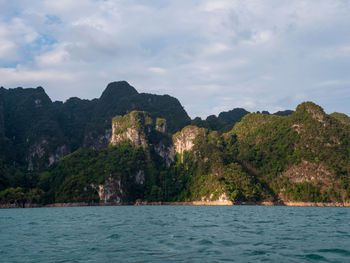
[110,111,176,166]
[92,170,146,203]
[92,177,124,203]
[111,113,208,165]
[172,125,206,162]
[110,111,153,147]
[27,137,70,170]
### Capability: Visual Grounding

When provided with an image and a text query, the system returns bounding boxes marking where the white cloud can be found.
[148,67,166,74]
[0,0,349,117]
[0,67,73,83]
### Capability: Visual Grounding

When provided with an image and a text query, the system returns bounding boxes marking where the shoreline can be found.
[1,201,350,209]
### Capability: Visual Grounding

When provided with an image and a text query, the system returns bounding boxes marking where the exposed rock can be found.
[154,142,176,167]
[111,111,176,166]
[217,193,230,202]
[135,170,145,184]
[155,118,167,133]
[296,102,327,124]
[27,139,70,170]
[92,177,124,204]
[173,125,205,161]
[48,145,70,166]
[283,160,333,184]
[201,193,229,202]
[291,123,303,134]
[27,139,49,170]
[112,127,148,147]
[110,111,152,147]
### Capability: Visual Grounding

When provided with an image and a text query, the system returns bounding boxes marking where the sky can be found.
[0,0,349,118]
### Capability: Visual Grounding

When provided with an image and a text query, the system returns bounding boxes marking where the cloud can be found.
[0,0,349,118]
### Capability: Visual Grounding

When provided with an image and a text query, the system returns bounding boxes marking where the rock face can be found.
[92,169,146,203]
[173,126,205,162]
[283,160,333,184]
[83,129,112,149]
[110,111,176,166]
[110,113,206,165]
[155,118,167,133]
[110,111,153,147]
[27,137,70,170]
[93,177,124,203]
[48,145,70,166]
[0,81,191,172]
[296,102,327,124]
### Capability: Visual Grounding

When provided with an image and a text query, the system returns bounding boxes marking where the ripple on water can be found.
[218,240,237,246]
[251,250,267,256]
[192,224,219,228]
[1,206,349,262]
[303,253,327,261]
[197,239,214,246]
[318,248,350,256]
[107,233,120,239]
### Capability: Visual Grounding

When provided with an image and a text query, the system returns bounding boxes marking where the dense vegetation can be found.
[0,83,349,206]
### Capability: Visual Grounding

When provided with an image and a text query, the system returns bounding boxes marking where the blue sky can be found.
[0,0,349,118]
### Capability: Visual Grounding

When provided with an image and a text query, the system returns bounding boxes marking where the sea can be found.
[0,206,349,262]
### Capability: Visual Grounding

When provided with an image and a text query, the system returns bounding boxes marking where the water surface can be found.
[1,206,349,262]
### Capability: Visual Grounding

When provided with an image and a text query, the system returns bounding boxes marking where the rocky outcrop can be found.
[110,111,176,166]
[295,102,327,124]
[135,170,145,184]
[27,138,70,170]
[283,160,333,184]
[154,142,176,167]
[48,145,70,166]
[27,139,48,170]
[173,125,205,162]
[110,111,153,147]
[155,118,167,133]
[111,113,206,165]
[92,177,124,204]
[92,169,146,203]
[201,193,230,202]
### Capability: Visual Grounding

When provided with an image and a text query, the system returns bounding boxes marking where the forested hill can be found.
[0,81,190,169]
[0,82,349,206]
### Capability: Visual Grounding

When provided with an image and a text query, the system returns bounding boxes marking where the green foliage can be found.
[330,112,350,126]
[0,186,44,205]
[191,108,249,133]
[0,86,349,206]
[222,163,262,201]
[0,81,190,172]
[227,102,350,202]
[0,187,25,204]
[49,142,150,203]
[112,111,153,135]
[283,183,330,202]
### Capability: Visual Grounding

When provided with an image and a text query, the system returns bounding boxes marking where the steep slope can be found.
[228,102,350,202]
[83,81,191,148]
[1,86,69,171]
[0,91,349,206]
[0,81,190,167]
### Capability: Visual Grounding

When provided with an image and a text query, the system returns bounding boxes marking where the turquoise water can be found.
[1,206,349,262]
